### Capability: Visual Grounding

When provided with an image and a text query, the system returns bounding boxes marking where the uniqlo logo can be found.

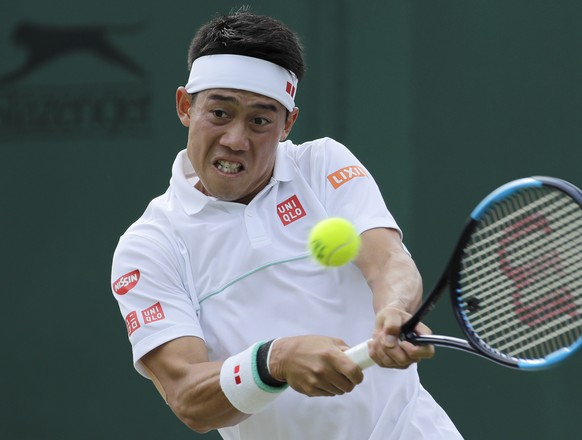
[285,81,296,98]
[277,195,306,226]
[234,365,241,385]
[327,166,367,189]
[112,269,140,295]
[142,302,165,324]
[125,311,140,336]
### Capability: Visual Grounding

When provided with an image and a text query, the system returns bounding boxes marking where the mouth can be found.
[215,159,244,174]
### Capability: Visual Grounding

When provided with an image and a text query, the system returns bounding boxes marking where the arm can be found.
[141,336,249,433]
[355,227,435,368]
[142,335,364,433]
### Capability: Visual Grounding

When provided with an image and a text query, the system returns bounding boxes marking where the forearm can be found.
[142,334,365,433]
[356,228,423,314]
[355,228,434,367]
[141,338,250,433]
[166,362,250,433]
[368,248,422,314]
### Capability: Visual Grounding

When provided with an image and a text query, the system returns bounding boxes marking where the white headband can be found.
[185,54,298,111]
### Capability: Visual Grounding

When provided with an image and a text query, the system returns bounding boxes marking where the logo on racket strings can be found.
[498,213,578,327]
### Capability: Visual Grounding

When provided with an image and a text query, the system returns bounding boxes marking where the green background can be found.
[1,0,580,438]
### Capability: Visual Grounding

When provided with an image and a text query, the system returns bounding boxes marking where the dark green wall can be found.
[1,1,580,438]
[407,2,582,438]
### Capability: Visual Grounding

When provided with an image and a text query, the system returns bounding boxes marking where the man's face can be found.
[177,88,298,205]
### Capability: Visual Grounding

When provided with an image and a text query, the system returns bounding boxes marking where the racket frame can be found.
[400,176,582,370]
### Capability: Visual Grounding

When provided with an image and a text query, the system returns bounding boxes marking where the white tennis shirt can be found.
[111,137,462,439]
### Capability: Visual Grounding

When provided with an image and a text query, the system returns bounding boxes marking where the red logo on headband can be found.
[286,81,296,98]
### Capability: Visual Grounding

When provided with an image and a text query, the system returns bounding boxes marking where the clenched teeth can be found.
[216,160,242,174]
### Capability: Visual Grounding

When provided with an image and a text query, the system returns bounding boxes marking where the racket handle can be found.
[344,339,376,369]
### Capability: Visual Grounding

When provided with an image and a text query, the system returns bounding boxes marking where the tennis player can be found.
[111,8,462,440]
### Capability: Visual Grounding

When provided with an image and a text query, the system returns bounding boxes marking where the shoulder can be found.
[282,137,347,157]
[280,137,353,172]
[115,191,182,261]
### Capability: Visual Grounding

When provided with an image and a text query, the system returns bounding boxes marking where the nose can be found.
[220,121,251,151]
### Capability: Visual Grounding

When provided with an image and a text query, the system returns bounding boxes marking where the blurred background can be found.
[1,0,580,438]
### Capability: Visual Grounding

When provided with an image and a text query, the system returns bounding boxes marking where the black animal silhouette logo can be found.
[0,21,146,85]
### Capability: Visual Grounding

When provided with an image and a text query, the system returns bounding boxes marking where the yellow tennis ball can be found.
[308,217,361,267]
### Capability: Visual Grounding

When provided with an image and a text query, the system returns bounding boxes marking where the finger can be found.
[368,337,413,369]
[338,356,365,385]
[292,355,364,396]
[371,349,411,369]
[294,383,334,397]
[327,353,365,391]
[331,337,351,352]
[413,321,433,336]
[303,372,358,396]
[401,340,435,360]
[375,308,407,335]
[372,328,401,352]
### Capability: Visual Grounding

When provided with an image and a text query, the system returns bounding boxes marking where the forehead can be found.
[196,88,285,112]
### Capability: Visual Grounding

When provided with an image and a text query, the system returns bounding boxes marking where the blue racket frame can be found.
[401,176,582,370]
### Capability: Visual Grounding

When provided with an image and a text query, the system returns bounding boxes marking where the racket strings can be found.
[488,206,582,358]
[462,191,582,307]
[464,191,574,267]
[457,187,582,361]
[463,233,582,315]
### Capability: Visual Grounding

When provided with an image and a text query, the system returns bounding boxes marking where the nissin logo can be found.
[113,269,140,295]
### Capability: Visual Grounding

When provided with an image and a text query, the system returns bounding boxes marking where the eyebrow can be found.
[207,93,278,112]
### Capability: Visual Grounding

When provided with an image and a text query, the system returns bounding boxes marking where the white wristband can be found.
[220,342,288,414]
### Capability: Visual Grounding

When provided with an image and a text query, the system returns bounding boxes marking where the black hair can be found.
[188,7,305,81]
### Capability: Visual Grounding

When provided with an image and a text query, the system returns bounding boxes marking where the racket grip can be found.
[344,339,376,369]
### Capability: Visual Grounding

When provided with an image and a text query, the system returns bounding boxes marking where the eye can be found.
[211,109,229,119]
[251,117,271,126]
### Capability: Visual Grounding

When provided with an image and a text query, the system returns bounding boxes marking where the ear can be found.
[280,107,299,141]
[176,87,192,127]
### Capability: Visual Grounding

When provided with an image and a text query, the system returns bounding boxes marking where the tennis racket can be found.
[346,176,582,370]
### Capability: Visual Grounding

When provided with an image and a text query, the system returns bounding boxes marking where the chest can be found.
[178,178,331,302]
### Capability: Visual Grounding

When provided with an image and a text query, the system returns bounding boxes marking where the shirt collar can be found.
[170,150,210,215]
[272,141,296,183]
[170,143,296,215]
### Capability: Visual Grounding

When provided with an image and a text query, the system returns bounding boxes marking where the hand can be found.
[268,335,364,397]
[369,306,435,369]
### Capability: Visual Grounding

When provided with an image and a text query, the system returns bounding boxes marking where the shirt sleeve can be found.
[308,137,402,237]
[111,228,204,377]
